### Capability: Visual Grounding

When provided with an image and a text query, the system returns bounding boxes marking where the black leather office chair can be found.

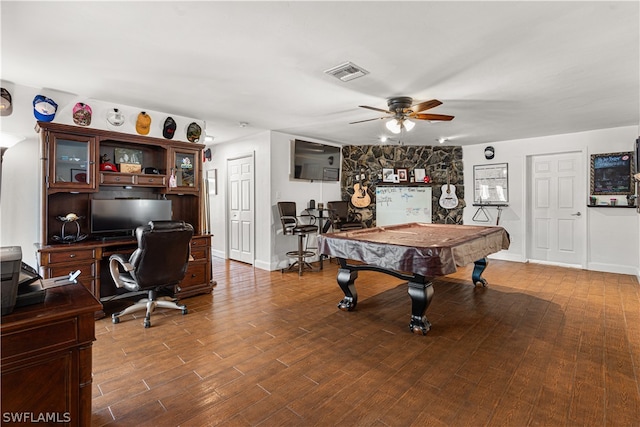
[326,200,365,232]
[277,201,318,275]
[109,220,193,328]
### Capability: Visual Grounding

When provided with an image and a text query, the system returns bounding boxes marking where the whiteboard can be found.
[375,186,432,226]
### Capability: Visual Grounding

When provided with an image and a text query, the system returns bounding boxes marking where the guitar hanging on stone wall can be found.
[439,168,459,209]
[351,169,371,208]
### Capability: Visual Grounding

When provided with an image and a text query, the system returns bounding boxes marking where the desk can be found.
[318,223,510,334]
[37,234,213,313]
[1,282,102,426]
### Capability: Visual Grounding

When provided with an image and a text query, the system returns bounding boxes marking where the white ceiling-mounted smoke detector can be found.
[324,62,369,82]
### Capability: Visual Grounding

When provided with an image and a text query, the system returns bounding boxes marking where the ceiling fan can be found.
[350,97,454,134]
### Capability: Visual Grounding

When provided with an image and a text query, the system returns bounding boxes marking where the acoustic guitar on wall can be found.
[351,169,371,208]
[439,169,459,209]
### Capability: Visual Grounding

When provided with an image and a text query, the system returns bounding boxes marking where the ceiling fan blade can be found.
[410,99,442,113]
[349,117,386,124]
[359,105,393,114]
[412,113,455,121]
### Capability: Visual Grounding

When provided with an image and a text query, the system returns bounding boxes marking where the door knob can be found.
[571,212,582,216]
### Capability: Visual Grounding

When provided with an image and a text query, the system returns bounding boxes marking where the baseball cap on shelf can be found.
[33,95,58,122]
[106,108,125,127]
[163,116,177,139]
[186,122,202,142]
[72,102,92,126]
[0,88,13,116]
[136,111,151,135]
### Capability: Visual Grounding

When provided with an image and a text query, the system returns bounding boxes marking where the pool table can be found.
[317,222,510,334]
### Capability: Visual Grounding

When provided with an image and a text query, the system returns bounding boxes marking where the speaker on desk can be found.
[309,199,315,210]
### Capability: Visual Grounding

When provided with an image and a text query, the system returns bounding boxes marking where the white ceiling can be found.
[2,1,638,146]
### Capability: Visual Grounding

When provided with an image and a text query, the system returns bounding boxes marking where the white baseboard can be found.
[487,252,526,263]
[587,262,640,276]
[212,249,225,259]
[527,259,583,269]
[253,259,272,271]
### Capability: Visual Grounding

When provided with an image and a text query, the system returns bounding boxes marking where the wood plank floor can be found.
[91,258,640,426]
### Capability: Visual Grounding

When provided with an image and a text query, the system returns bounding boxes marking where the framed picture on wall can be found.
[590,152,634,195]
[396,168,408,182]
[382,168,395,182]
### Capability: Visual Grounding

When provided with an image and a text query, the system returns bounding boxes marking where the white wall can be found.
[202,131,271,268]
[1,82,48,267]
[463,125,639,276]
[0,137,41,267]
[269,132,342,270]
[206,130,341,271]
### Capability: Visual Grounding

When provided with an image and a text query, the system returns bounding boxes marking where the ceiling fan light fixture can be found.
[403,119,415,132]
[386,118,402,134]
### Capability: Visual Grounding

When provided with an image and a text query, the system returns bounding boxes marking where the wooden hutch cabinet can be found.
[36,122,214,310]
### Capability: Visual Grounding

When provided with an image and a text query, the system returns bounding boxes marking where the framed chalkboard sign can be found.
[590,152,634,195]
[473,163,509,204]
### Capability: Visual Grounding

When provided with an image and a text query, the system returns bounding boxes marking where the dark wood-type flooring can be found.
[92,258,640,426]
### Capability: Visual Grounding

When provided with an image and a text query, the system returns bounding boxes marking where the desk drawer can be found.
[46,261,95,279]
[100,173,136,185]
[190,246,208,261]
[1,318,78,359]
[46,249,96,264]
[190,236,210,259]
[179,262,208,289]
[136,175,167,186]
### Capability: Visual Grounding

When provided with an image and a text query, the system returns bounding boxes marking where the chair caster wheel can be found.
[144,321,151,328]
[112,316,120,324]
[182,308,188,315]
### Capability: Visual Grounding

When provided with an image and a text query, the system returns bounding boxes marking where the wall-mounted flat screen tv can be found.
[292,139,341,182]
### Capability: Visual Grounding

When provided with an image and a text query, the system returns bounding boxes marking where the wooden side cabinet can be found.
[1,282,102,427]
[176,234,214,299]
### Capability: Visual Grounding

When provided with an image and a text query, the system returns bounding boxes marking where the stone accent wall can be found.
[340,145,465,226]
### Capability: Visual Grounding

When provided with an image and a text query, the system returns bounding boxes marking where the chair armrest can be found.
[299,214,317,225]
[109,253,134,271]
[281,215,298,223]
[109,254,135,289]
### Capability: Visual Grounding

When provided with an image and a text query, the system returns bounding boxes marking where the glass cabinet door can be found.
[169,148,200,193]
[48,132,96,192]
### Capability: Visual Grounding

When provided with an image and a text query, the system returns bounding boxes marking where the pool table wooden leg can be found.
[407,280,434,335]
[336,268,359,311]
[472,258,489,287]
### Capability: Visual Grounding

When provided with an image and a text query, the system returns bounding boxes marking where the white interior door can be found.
[227,155,254,264]
[528,151,585,266]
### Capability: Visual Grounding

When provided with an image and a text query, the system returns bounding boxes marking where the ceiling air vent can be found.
[324,62,369,82]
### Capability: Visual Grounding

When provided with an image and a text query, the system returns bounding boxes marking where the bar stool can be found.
[277,202,318,275]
